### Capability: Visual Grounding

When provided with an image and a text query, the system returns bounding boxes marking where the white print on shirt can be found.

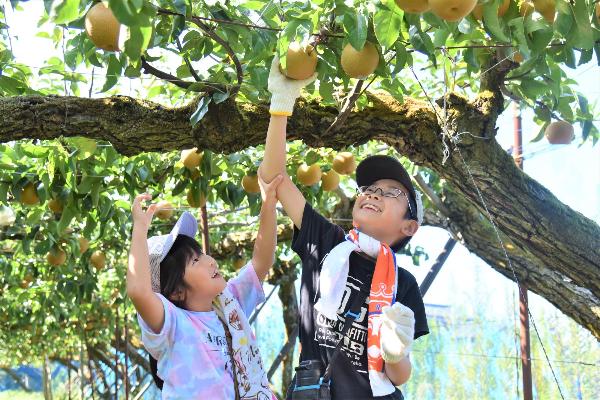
[314,277,370,373]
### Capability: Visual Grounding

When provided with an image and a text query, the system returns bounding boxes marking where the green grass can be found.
[0,391,42,400]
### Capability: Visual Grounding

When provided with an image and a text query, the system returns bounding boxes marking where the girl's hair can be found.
[149,234,203,390]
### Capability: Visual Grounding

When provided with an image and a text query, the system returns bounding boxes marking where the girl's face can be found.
[184,253,227,299]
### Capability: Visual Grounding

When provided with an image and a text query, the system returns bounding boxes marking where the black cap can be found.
[356,155,417,221]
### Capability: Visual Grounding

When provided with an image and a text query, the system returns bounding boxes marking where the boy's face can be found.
[352,178,418,245]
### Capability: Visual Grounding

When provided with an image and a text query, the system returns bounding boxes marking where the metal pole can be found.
[419,238,456,296]
[513,101,533,400]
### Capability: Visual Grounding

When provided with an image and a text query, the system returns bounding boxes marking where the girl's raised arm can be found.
[251,174,283,281]
[127,194,165,333]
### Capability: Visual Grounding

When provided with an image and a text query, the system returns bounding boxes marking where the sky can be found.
[3,0,600,375]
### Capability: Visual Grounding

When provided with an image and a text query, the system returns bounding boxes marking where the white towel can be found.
[315,231,382,320]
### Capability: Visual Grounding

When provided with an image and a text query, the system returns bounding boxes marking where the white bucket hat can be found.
[147,211,198,292]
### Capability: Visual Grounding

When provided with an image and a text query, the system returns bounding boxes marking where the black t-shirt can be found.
[288,203,429,400]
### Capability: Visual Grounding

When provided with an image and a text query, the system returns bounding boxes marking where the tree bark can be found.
[42,355,53,400]
[272,262,299,395]
[1,93,598,339]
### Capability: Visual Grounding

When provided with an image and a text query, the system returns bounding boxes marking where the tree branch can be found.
[175,36,202,83]
[414,173,450,217]
[188,17,243,94]
[324,80,364,134]
[0,92,598,338]
[140,57,231,94]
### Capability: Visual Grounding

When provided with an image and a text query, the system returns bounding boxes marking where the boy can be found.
[260,59,429,399]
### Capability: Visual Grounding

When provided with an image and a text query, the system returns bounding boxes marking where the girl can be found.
[127,174,283,399]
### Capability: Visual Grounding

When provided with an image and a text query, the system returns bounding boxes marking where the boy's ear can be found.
[401,220,419,237]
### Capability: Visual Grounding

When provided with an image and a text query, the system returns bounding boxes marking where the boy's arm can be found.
[127,194,164,333]
[259,58,315,229]
[251,174,283,281]
[260,116,306,229]
[385,357,412,386]
[380,302,416,385]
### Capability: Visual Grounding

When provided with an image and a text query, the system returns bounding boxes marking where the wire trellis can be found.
[410,44,567,398]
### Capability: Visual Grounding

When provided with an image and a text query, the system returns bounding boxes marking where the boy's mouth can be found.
[211,268,220,279]
[360,202,381,213]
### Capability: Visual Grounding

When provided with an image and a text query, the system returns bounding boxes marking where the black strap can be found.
[321,285,371,383]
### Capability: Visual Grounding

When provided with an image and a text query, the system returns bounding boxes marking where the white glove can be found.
[267,57,317,116]
[380,302,415,363]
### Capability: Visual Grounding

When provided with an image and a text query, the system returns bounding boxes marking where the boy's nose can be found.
[367,193,381,200]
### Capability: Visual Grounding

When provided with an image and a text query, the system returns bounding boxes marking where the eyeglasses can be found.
[356,185,415,218]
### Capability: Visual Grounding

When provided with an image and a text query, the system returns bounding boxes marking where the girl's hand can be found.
[258,173,283,205]
[131,193,157,231]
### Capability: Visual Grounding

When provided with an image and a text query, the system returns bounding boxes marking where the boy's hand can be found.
[131,193,157,231]
[380,302,415,364]
[268,57,317,116]
[258,173,283,205]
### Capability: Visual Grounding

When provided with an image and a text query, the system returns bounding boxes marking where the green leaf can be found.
[100,54,122,92]
[108,0,139,26]
[521,78,549,97]
[44,0,55,15]
[90,181,101,207]
[577,94,589,115]
[319,79,335,103]
[560,46,577,68]
[0,76,26,95]
[554,1,575,37]
[212,90,230,104]
[409,26,435,66]
[200,150,213,178]
[344,10,368,51]
[523,18,553,53]
[508,18,531,57]
[0,183,8,202]
[374,9,403,49]
[124,25,152,60]
[124,64,141,77]
[68,137,97,160]
[172,0,187,15]
[223,182,244,207]
[482,0,510,42]
[19,144,50,159]
[305,151,320,165]
[457,17,475,35]
[53,0,80,24]
[190,96,212,127]
[433,28,451,48]
[282,18,312,44]
[581,121,594,141]
[77,176,102,194]
[568,0,594,50]
[58,202,77,234]
[393,42,409,75]
[578,49,593,66]
[530,122,548,143]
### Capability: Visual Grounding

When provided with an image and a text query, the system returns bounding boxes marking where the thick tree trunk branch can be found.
[1,93,598,338]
